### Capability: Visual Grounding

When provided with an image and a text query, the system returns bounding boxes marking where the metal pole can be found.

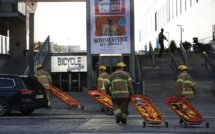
[29,13,34,76]
[130,0,135,81]
[181,26,182,43]
[86,0,92,91]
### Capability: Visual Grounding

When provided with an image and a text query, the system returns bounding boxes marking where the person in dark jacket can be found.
[158,28,168,57]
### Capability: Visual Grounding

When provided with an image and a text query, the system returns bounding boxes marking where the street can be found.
[0,92,215,134]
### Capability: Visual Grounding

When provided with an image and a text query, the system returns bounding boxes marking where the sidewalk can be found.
[5,91,215,133]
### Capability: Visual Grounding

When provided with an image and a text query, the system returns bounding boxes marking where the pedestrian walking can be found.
[97,65,110,112]
[35,64,52,108]
[105,62,134,124]
[158,28,168,57]
[177,65,196,123]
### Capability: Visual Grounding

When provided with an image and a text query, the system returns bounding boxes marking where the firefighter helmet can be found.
[117,62,126,67]
[99,65,107,70]
[37,64,43,69]
[178,65,188,70]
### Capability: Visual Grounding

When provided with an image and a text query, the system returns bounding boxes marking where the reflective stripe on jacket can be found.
[177,71,196,99]
[105,70,134,98]
[97,72,110,91]
[35,69,52,89]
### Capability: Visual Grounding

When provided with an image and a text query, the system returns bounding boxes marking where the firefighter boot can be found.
[116,114,122,124]
[179,117,183,123]
[121,118,127,124]
[47,101,51,109]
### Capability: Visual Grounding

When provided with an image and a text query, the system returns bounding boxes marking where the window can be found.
[190,0,192,7]
[0,78,15,88]
[196,0,198,3]
[155,12,158,31]
[180,0,182,14]
[22,78,44,90]
[185,0,187,10]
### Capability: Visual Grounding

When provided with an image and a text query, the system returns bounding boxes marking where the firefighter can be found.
[35,64,52,108]
[105,62,134,124]
[97,65,110,112]
[177,65,196,123]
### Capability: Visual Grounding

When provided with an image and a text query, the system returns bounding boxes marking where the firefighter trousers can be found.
[111,98,130,121]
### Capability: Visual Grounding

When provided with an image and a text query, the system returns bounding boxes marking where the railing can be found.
[136,53,145,95]
[180,43,187,65]
[0,35,10,55]
[170,53,178,79]
[149,42,155,67]
[204,53,215,82]
[24,36,50,75]
[209,40,215,55]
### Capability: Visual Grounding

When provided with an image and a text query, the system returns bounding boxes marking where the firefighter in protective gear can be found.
[97,65,110,112]
[35,64,52,108]
[177,65,196,123]
[105,62,134,124]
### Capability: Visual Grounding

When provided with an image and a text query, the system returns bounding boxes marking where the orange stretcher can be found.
[131,95,168,127]
[88,90,114,115]
[164,97,209,128]
[50,86,84,110]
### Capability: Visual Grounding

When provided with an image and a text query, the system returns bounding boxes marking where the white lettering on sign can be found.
[51,56,87,72]
[58,57,81,66]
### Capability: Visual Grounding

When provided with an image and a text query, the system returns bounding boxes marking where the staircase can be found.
[0,56,29,75]
[139,52,214,98]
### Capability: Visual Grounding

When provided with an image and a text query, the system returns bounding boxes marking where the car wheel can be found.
[20,108,35,115]
[0,98,11,116]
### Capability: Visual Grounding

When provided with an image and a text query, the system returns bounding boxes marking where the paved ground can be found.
[0,92,215,134]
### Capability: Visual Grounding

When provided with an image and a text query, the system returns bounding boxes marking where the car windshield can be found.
[21,78,44,90]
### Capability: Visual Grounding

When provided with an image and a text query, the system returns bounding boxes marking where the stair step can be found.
[139,53,214,98]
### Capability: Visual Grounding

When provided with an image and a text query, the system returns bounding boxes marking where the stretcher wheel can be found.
[183,122,187,128]
[143,121,146,127]
[81,105,84,110]
[205,122,209,128]
[164,121,168,128]
[67,105,71,109]
[109,111,113,115]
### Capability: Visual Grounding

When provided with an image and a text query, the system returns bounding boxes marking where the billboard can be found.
[90,0,130,54]
[51,56,87,72]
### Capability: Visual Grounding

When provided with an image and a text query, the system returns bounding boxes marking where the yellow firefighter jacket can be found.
[177,71,196,99]
[105,69,134,98]
[35,69,52,90]
[97,71,110,92]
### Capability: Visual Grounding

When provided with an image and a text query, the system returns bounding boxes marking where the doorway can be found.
[99,54,123,74]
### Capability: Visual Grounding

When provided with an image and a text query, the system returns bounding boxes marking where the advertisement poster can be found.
[51,56,87,72]
[90,0,130,54]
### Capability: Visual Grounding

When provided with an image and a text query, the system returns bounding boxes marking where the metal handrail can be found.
[137,54,145,95]
[149,42,155,67]
[204,53,215,82]
[180,43,187,65]
[24,36,50,75]
[138,54,144,81]
[170,53,179,79]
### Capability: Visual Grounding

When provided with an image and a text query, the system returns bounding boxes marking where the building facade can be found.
[0,0,38,58]
[139,0,215,50]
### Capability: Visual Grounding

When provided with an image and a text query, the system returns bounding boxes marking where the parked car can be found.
[0,74,48,116]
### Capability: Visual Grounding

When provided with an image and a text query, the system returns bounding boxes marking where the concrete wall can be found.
[9,0,38,58]
[139,0,215,50]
